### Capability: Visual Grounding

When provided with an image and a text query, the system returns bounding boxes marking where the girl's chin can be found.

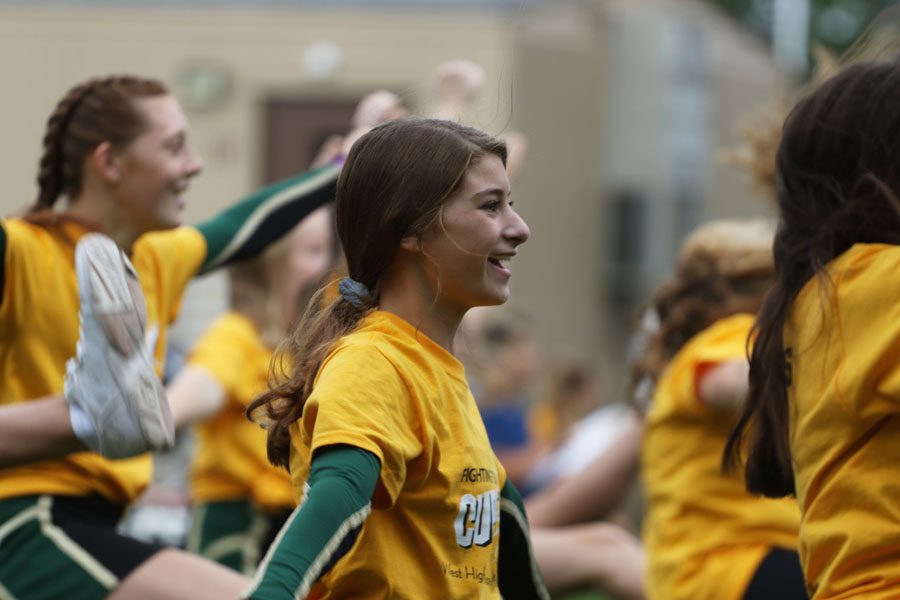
[151,216,183,232]
[160,205,186,228]
[475,291,511,308]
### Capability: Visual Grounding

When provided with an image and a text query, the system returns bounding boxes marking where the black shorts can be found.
[0,494,164,599]
[742,547,808,600]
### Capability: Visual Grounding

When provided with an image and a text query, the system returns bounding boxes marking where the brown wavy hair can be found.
[630,219,775,411]
[248,118,507,469]
[723,56,900,497]
[724,56,900,498]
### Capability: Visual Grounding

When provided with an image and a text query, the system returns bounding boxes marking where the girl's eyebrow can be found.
[473,187,511,199]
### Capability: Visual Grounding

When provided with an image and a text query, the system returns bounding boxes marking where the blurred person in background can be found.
[429,58,529,180]
[638,219,804,600]
[517,226,806,600]
[531,362,603,449]
[725,36,900,599]
[524,361,637,496]
[176,207,334,575]
[459,306,547,487]
[171,134,348,574]
[0,74,398,599]
[515,360,645,600]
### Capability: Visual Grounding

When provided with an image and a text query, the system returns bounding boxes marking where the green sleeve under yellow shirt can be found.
[286,310,507,599]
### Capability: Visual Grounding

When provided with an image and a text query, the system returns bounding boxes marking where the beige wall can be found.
[0,6,516,219]
[0,3,783,384]
[0,5,518,346]
[509,4,606,362]
[512,0,781,400]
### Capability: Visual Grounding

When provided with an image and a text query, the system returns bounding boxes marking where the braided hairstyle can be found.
[30,75,168,214]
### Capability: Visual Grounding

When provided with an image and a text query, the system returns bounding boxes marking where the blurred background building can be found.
[0,0,892,402]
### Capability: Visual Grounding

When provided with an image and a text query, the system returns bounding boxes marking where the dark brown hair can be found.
[26,75,168,222]
[724,59,900,497]
[631,220,775,410]
[248,118,507,469]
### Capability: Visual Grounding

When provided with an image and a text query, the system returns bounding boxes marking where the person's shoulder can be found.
[0,218,71,260]
[701,313,755,340]
[837,243,900,277]
[313,329,405,389]
[305,338,407,415]
[824,243,900,307]
[134,225,204,255]
[327,331,395,367]
[200,311,260,344]
[211,310,258,335]
[340,313,409,356]
[676,313,754,363]
[2,218,45,243]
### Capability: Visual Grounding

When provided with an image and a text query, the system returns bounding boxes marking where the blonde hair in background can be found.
[676,218,774,282]
[630,219,775,402]
[720,47,838,205]
[841,5,900,66]
[228,230,296,348]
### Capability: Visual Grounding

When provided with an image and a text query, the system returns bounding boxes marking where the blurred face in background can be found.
[275,206,334,325]
[458,307,540,404]
[113,95,203,233]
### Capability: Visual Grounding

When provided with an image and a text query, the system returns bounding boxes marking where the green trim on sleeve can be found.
[498,480,550,600]
[196,164,339,274]
[243,445,379,600]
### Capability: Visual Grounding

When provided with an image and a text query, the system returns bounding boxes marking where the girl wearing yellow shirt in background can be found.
[726,54,900,598]
[637,220,805,600]
[176,208,333,574]
[0,74,397,599]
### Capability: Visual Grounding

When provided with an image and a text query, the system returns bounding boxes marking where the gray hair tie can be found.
[338,277,371,308]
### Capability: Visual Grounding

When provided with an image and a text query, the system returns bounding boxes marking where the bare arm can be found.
[697,360,749,411]
[501,131,529,181]
[531,523,645,600]
[0,340,232,470]
[340,90,407,154]
[429,60,485,121]
[496,442,547,486]
[166,366,227,430]
[0,396,86,469]
[526,414,643,528]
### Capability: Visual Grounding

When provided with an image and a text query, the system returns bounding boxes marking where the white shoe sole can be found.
[75,234,174,452]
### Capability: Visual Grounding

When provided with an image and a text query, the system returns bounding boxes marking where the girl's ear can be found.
[91,141,122,184]
[400,235,421,253]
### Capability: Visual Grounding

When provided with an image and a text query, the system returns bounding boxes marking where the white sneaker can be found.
[64,233,174,459]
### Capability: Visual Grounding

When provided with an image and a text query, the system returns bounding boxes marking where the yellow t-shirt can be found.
[189,311,293,512]
[787,243,900,599]
[642,313,800,600]
[0,219,206,505]
[289,310,505,600]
